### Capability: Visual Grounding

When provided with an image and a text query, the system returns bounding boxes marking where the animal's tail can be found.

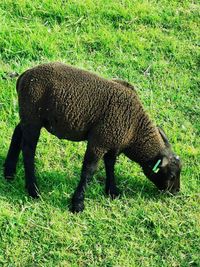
[16,71,27,93]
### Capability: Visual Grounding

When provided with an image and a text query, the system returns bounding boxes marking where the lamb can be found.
[4,62,182,212]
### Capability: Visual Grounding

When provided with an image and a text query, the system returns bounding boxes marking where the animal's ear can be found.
[152,157,169,173]
[158,127,170,147]
[161,156,169,168]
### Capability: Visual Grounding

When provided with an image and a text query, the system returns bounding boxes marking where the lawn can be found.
[0,0,199,266]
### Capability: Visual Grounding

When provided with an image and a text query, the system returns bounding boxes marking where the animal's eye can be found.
[170,174,175,180]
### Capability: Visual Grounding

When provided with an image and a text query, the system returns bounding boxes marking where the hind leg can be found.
[4,123,22,180]
[21,124,41,198]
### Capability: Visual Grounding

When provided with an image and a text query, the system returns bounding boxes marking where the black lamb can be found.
[4,62,182,212]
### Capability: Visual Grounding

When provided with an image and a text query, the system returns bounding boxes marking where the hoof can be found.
[4,164,16,180]
[27,185,39,198]
[4,175,15,181]
[71,200,84,213]
[106,187,120,199]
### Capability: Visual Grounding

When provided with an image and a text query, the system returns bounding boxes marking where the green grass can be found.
[0,0,199,266]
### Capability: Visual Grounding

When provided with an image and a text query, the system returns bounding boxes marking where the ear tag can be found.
[152,159,161,173]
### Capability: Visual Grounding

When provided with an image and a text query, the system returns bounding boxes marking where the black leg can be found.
[21,125,41,198]
[4,123,22,180]
[104,151,119,199]
[71,146,103,213]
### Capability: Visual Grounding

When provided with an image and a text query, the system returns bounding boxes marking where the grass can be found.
[0,0,199,266]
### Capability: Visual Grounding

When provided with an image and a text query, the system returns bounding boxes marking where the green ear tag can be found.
[152,159,161,173]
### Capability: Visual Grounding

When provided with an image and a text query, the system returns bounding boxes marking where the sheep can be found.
[4,62,182,212]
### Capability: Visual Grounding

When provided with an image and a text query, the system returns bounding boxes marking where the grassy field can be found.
[0,0,199,266]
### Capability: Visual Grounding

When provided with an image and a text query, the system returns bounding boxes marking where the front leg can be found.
[104,151,120,199]
[71,145,104,213]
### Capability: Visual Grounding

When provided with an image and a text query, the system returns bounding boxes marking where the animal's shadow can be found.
[0,154,167,211]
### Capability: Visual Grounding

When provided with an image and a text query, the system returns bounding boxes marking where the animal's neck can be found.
[124,114,165,164]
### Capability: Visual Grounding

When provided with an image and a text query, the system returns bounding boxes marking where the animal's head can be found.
[142,127,182,194]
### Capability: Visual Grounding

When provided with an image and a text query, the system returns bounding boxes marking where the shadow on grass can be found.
[0,154,169,211]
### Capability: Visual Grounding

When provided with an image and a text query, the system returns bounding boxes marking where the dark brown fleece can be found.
[17,62,165,162]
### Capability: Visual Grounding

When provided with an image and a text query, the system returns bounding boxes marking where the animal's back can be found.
[17,62,139,144]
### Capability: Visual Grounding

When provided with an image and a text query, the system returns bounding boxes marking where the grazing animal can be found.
[4,62,182,212]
